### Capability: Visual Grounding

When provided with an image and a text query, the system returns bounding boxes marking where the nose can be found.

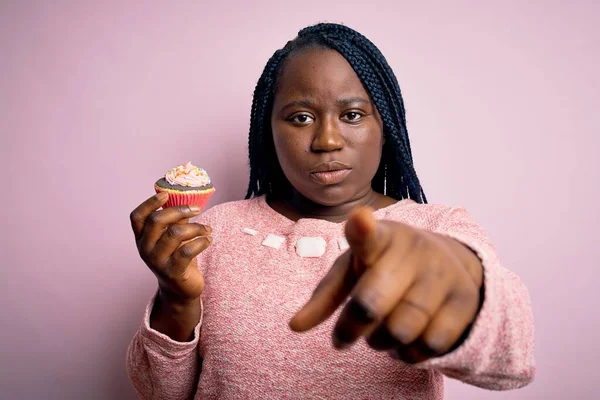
[311,116,344,152]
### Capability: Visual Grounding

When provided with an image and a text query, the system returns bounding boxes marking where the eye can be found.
[288,113,315,126]
[342,111,364,123]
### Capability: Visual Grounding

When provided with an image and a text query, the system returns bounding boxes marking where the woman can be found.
[127,23,535,399]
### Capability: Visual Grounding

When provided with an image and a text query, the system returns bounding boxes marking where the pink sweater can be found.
[126,196,535,399]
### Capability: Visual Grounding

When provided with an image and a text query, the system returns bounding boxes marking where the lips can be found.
[310,161,352,185]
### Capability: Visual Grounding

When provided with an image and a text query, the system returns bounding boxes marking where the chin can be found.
[302,185,357,207]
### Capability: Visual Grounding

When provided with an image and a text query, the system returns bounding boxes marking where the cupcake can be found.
[154,162,215,210]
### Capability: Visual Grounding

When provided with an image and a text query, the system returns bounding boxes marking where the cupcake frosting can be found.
[165,162,211,187]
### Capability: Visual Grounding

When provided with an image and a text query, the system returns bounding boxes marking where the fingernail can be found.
[425,333,448,354]
[332,328,352,350]
[156,192,168,200]
[390,328,411,346]
[189,205,202,213]
[347,298,376,325]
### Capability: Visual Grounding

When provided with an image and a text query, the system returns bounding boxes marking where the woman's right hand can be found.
[130,192,212,304]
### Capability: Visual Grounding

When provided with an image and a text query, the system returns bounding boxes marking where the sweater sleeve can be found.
[418,206,536,390]
[125,204,221,400]
[126,292,203,400]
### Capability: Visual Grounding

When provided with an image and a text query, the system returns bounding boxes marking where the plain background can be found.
[1,1,598,399]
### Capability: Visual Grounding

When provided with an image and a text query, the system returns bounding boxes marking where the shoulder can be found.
[205,197,260,215]
[381,199,468,231]
[198,197,261,225]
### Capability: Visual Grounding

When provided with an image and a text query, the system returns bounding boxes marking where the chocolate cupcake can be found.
[154,162,215,210]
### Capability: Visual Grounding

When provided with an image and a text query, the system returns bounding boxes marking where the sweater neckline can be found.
[255,195,413,227]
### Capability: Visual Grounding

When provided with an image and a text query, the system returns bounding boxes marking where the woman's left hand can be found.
[289,207,484,363]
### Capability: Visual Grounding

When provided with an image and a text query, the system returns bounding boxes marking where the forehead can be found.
[276,48,368,100]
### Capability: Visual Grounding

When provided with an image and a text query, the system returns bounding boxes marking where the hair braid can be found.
[319,34,422,200]
[246,49,287,198]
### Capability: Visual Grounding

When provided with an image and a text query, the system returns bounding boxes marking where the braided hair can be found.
[245,23,427,203]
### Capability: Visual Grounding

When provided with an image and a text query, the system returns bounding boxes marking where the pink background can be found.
[1,1,598,398]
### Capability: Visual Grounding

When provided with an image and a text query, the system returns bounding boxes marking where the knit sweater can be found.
[126,196,535,399]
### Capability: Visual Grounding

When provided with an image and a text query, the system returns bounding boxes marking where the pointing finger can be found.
[345,207,392,268]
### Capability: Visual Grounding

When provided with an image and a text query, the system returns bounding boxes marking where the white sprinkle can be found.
[262,234,285,250]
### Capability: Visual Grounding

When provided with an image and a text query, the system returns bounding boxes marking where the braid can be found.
[246,23,427,203]
[246,49,288,199]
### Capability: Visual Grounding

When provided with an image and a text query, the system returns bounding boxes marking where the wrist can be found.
[437,234,484,289]
[157,288,201,313]
[150,290,201,342]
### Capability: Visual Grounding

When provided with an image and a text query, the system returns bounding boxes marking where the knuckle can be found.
[166,225,183,240]
[147,212,162,226]
[408,231,427,251]
[178,205,192,214]
[453,285,479,305]
[388,307,427,344]
[425,261,448,281]
[178,244,195,259]
[454,289,480,314]
[129,210,142,223]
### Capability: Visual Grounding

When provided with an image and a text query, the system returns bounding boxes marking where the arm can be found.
[290,205,535,391]
[126,291,202,400]
[421,207,536,390]
[126,196,222,399]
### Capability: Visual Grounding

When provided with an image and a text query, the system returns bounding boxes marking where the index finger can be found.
[129,192,169,240]
[345,207,392,268]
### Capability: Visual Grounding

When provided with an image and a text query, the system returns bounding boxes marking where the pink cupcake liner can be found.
[154,187,215,211]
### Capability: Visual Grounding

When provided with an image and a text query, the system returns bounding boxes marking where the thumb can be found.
[345,206,392,268]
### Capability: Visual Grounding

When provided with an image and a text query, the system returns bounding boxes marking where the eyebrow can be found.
[336,97,371,107]
[278,100,313,114]
[278,97,371,114]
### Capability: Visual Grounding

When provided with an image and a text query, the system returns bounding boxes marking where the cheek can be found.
[346,130,384,182]
[348,129,384,158]
[272,126,309,167]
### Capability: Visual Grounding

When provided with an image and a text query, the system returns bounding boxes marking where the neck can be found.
[281,189,381,223]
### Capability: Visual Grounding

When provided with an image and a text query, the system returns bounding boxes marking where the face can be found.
[271,48,384,206]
